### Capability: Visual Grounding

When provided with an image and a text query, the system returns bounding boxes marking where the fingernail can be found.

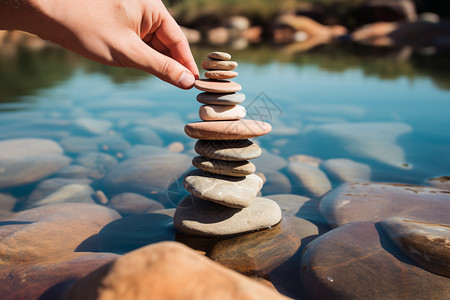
[177,71,195,89]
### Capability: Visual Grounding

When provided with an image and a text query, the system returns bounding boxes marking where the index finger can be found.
[155,11,199,79]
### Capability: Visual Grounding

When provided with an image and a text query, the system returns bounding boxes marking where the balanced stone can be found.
[201,59,237,71]
[183,169,263,208]
[199,104,246,121]
[195,139,262,161]
[174,195,282,236]
[205,70,238,80]
[192,156,255,177]
[185,119,272,140]
[207,51,231,60]
[197,92,245,105]
[194,79,241,93]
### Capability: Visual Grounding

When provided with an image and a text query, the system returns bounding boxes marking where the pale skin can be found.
[0,0,199,89]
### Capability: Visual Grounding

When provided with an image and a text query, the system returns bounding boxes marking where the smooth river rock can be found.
[0,138,71,189]
[185,119,271,140]
[427,176,450,190]
[197,92,245,105]
[201,59,238,70]
[205,70,238,80]
[207,51,232,60]
[65,242,288,300]
[320,158,371,183]
[174,195,282,237]
[194,79,242,93]
[319,182,450,228]
[24,183,95,209]
[301,222,450,300]
[109,193,164,216]
[199,104,246,121]
[380,217,450,277]
[287,162,332,198]
[192,156,255,177]
[195,139,262,161]
[0,203,120,263]
[183,169,263,208]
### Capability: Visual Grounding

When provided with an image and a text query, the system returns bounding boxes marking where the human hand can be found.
[2,0,199,89]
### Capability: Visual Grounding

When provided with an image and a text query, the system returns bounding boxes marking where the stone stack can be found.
[174,51,282,237]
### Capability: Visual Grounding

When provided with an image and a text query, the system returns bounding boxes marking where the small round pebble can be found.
[201,59,238,71]
[199,105,246,121]
[207,51,231,60]
[205,70,238,80]
[197,92,245,105]
[194,79,241,93]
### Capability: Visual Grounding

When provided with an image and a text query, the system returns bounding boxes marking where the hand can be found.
[1,0,199,89]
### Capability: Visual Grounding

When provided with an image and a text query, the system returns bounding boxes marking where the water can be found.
[1,44,449,188]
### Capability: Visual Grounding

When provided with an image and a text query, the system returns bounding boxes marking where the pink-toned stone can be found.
[199,105,246,121]
[205,70,238,80]
[185,119,272,140]
[201,59,238,71]
[194,79,241,93]
[207,52,232,60]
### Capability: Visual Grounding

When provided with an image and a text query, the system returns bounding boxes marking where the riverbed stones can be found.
[380,217,450,277]
[183,169,263,208]
[197,92,245,105]
[194,79,242,93]
[199,104,246,121]
[175,51,280,237]
[195,139,262,161]
[174,195,281,237]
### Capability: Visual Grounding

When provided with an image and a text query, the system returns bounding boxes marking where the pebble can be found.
[380,217,450,277]
[261,171,292,195]
[192,156,255,177]
[194,79,242,93]
[207,51,232,60]
[0,138,71,189]
[301,221,450,300]
[199,104,246,121]
[320,158,371,183]
[183,169,263,208]
[427,176,450,190]
[205,70,238,80]
[65,242,287,300]
[195,139,262,161]
[73,118,112,135]
[201,59,238,70]
[287,162,332,198]
[253,149,288,173]
[319,182,450,228]
[197,92,245,105]
[109,193,164,216]
[288,154,323,167]
[24,184,95,209]
[185,119,271,140]
[167,141,184,153]
[174,195,282,236]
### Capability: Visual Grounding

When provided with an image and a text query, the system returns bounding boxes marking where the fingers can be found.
[155,10,199,79]
[123,33,195,89]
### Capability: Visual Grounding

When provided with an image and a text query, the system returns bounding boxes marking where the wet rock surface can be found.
[301,222,450,300]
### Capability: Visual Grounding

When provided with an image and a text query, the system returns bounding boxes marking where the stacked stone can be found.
[174,51,282,237]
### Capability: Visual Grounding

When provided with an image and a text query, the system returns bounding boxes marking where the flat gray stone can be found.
[109,193,164,216]
[76,151,118,180]
[174,195,282,237]
[192,156,255,177]
[73,118,112,135]
[124,126,163,147]
[197,92,245,105]
[253,149,288,173]
[25,184,95,209]
[195,139,262,161]
[380,217,450,277]
[287,162,332,198]
[26,178,93,205]
[183,169,263,208]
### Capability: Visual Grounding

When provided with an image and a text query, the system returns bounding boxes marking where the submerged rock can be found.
[109,193,164,216]
[380,217,450,277]
[301,222,450,300]
[320,182,450,228]
[287,162,331,198]
[65,242,288,300]
[24,184,95,209]
[0,138,71,189]
[427,176,450,190]
[320,158,371,183]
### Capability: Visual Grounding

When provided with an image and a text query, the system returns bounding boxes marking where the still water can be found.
[1,43,449,191]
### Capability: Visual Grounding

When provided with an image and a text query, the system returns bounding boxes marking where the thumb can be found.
[122,34,195,89]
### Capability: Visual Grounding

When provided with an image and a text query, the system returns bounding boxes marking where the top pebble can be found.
[207,51,231,61]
